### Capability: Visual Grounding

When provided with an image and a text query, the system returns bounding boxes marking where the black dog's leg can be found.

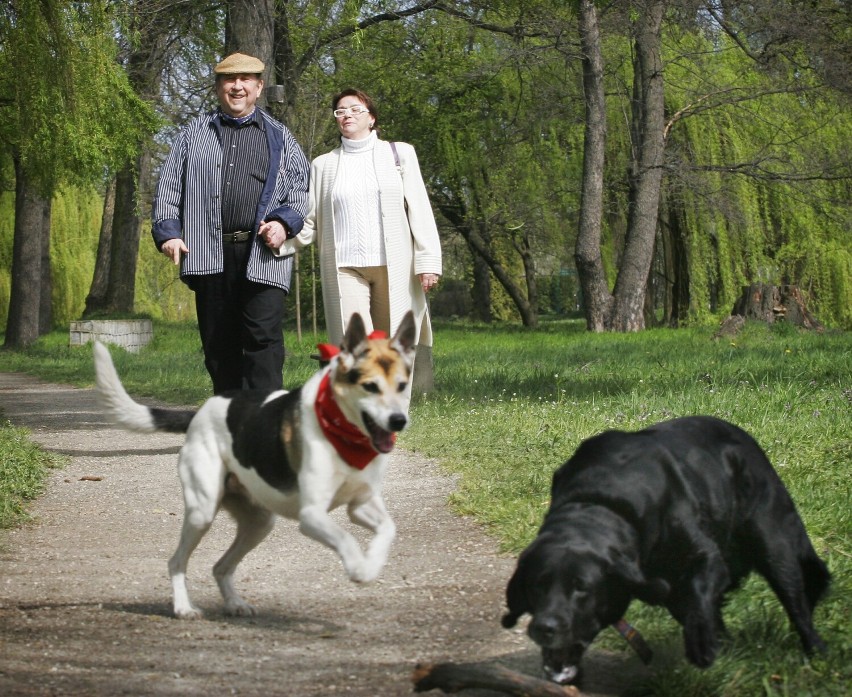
[751,533,830,654]
[673,542,731,669]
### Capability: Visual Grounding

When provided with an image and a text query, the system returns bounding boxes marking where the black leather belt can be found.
[222,230,251,243]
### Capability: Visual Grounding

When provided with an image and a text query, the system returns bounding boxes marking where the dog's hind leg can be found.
[348,496,396,581]
[748,521,830,654]
[169,511,215,620]
[214,493,276,617]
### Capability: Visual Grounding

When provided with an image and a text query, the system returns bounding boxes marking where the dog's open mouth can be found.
[362,412,396,453]
[542,645,585,685]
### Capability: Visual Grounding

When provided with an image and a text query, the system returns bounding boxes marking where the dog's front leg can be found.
[299,505,374,582]
[678,547,731,668]
[348,496,396,581]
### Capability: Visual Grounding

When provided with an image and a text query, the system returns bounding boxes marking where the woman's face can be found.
[334,97,374,140]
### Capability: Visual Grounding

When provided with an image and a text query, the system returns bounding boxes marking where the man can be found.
[152,52,309,394]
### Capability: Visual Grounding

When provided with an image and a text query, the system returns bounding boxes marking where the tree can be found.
[0,0,156,346]
[88,1,208,316]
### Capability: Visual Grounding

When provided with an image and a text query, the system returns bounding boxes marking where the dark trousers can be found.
[189,241,286,394]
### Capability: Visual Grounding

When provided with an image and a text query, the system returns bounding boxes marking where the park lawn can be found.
[1,317,850,696]
[0,422,64,529]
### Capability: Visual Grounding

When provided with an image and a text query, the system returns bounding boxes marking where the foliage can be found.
[0,182,97,330]
[662,29,852,326]
[0,0,159,192]
[0,421,64,529]
[3,0,850,334]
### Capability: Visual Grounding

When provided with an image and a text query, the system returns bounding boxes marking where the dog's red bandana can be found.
[315,330,387,363]
[314,332,393,470]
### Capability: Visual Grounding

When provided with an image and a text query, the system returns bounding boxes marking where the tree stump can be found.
[730,284,823,330]
[713,313,746,340]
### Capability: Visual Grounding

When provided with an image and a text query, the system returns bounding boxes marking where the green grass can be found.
[0,421,64,529]
[0,317,850,696]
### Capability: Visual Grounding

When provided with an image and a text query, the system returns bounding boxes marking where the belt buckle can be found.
[225,230,251,243]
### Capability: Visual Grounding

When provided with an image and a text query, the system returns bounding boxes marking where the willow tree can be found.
[0,0,156,347]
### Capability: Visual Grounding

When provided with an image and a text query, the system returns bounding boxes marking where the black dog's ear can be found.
[501,611,521,629]
[613,552,670,605]
[502,561,530,629]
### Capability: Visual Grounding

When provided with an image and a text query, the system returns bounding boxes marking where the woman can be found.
[279,88,441,370]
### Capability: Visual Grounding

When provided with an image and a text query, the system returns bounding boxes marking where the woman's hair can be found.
[332,88,378,130]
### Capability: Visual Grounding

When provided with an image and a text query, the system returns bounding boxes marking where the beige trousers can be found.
[337,266,391,337]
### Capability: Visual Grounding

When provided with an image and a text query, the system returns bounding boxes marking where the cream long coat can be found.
[279,138,442,347]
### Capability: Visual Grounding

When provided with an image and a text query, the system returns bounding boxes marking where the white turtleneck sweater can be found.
[331,131,386,268]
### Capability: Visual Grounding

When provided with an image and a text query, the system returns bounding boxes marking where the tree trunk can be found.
[84,177,116,317]
[105,153,151,313]
[610,0,667,332]
[574,0,612,332]
[38,197,53,335]
[226,0,275,108]
[85,12,168,318]
[439,204,534,325]
[5,157,46,348]
[665,192,690,327]
[515,226,540,328]
[471,253,492,322]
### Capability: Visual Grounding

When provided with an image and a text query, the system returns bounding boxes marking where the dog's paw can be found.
[683,619,718,668]
[347,559,383,584]
[173,605,204,620]
[225,599,257,617]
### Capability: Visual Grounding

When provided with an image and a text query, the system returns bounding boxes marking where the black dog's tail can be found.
[93,341,196,434]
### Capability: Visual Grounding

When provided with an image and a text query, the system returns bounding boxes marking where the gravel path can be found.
[0,372,646,696]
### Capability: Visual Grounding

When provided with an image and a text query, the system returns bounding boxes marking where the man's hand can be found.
[259,219,287,250]
[161,238,188,265]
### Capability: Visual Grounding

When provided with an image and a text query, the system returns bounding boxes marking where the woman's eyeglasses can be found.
[333,105,369,118]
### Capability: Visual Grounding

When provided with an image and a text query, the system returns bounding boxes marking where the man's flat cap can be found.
[214,53,265,75]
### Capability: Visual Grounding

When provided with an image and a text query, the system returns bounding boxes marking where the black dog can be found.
[502,416,830,684]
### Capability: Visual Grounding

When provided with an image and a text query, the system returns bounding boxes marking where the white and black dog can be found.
[93,311,416,619]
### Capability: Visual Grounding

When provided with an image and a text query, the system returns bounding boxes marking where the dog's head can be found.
[330,311,417,453]
[502,514,669,685]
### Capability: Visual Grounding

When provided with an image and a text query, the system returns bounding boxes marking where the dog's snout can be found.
[530,615,562,643]
[388,413,407,432]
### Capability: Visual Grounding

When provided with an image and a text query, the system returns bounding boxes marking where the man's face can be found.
[216,73,263,118]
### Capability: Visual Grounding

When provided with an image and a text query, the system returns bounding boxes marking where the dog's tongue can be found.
[371,429,396,454]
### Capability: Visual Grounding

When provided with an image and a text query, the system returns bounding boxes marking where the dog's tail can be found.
[93,341,196,433]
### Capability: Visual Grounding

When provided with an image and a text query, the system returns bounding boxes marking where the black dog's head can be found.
[502,509,669,685]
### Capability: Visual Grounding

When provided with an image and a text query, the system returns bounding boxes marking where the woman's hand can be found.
[419,273,440,292]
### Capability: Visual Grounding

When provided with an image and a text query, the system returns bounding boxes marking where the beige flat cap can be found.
[214,53,265,75]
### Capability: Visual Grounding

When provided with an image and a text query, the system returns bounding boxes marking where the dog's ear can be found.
[341,313,368,356]
[502,557,531,629]
[612,552,670,604]
[391,310,417,360]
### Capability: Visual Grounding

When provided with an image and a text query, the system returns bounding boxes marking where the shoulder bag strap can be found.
[390,141,402,172]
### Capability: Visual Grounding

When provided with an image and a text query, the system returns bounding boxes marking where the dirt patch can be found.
[0,373,647,696]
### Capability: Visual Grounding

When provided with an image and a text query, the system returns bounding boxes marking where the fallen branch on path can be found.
[411,661,582,696]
